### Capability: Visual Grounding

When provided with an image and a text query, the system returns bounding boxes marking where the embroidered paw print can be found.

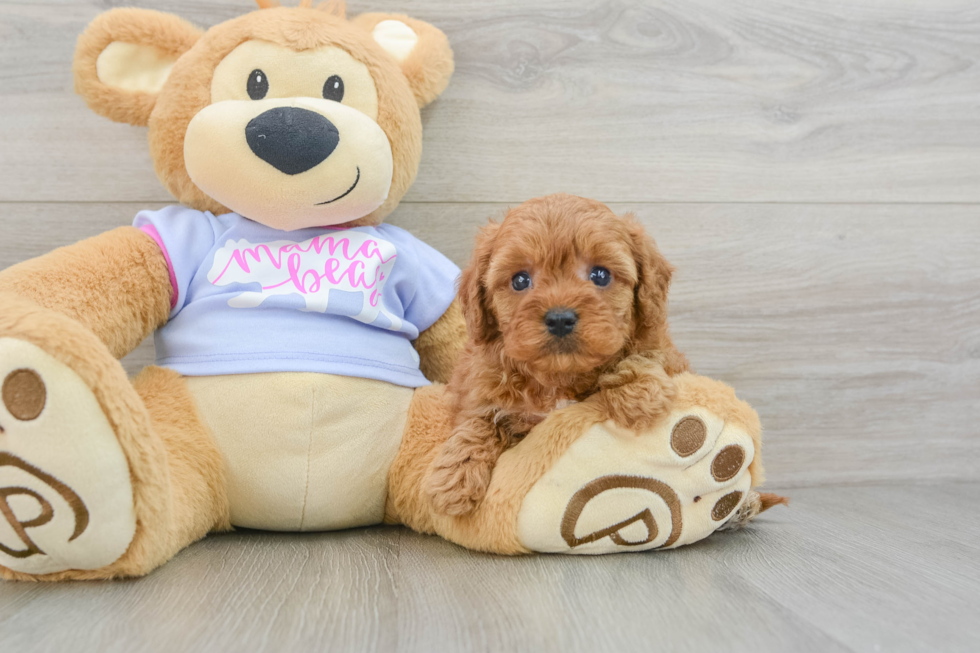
[0,338,136,575]
[517,409,755,554]
[2,368,47,423]
[670,416,749,524]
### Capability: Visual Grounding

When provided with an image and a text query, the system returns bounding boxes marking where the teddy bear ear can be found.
[74,8,202,127]
[351,12,455,108]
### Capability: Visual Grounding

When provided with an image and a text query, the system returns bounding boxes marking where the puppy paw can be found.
[425,457,493,517]
[598,358,677,432]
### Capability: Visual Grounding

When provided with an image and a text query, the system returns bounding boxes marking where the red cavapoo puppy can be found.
[426,194,690,516]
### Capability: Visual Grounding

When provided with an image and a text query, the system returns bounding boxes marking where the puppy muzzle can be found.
[544,308,578,338]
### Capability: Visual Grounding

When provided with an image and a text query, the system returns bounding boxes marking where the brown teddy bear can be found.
[0,0,769,581]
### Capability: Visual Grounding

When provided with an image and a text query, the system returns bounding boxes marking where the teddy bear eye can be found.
[323,75,345,102]
[247,69,269,100]
[511,271,531,291]
[590,266,612,287]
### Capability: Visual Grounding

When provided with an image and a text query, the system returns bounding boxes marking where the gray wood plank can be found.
[0,528,401,653]
[391,532,845,653]
[717,484,980,653]
[1,0,980,203]
[2,201,977,487]
[1,484,977,652]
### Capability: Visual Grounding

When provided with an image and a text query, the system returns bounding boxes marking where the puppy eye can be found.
[511,271,532,291]
[590,266,612,287]
[247,69,269,100]
[323,75,345,102]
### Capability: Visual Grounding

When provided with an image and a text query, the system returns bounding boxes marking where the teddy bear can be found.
[0,0,769,581]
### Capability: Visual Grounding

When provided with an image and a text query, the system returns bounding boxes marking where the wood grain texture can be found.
[1,201,977,488]
[1,484,977,652]
[0,528,402,653]
[1,0,980,202]
[0,0,978,645]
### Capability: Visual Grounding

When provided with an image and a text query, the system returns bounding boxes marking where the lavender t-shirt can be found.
[134,206,459,387]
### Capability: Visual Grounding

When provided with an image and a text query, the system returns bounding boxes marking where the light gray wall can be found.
[1,0,978,488]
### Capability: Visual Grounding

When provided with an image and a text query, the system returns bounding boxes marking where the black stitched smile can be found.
[315,167,360,205]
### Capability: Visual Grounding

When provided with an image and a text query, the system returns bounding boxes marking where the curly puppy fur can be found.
[426,194,690,516]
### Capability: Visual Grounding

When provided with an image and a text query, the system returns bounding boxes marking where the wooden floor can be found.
[1,484,977,653]
[1,0,979,650]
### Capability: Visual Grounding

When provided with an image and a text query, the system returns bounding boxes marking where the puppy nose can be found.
[245,107,339,175]
[544,308,578,337]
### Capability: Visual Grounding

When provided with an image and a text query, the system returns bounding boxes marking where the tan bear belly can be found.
[184,372,414,531]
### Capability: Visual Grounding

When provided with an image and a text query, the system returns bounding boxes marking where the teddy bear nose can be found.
[245,107,340,175]
[544,308,578,337]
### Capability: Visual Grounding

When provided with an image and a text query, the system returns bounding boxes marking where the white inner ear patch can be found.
[372,20,418,62]
[96,41,177,94]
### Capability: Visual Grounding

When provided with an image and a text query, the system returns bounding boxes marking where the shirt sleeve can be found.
[133,206,217,318]
[402,234,461,334]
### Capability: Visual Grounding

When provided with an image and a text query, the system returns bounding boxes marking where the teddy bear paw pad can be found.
[0,338,135,575]
[517,409,754,554]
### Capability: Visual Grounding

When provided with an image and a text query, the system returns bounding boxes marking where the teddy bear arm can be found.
[0,226,172,359]
[413,298,467,384]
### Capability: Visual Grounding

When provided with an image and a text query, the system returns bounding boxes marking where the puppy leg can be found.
[425,415,507,516]
[597,354,678,432]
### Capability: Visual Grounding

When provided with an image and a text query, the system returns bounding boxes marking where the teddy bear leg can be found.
[384,385,457,537]
[387,374,777,555]
[512,372,774,553]
[0,296,228,581]
[128,366,232,566]
[384,384,527,554]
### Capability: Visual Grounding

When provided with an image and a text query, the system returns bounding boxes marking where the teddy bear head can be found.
[73,0,453,231]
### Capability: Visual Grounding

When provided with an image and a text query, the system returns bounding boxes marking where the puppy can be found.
[426,194,690,516]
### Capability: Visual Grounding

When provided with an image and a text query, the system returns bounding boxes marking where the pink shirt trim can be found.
[139,224,179,310]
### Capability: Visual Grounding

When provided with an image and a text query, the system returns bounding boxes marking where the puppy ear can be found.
[458,221,501,345]
[74,8,202,126]
[626,214,675,352]
[351,13,454,108]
